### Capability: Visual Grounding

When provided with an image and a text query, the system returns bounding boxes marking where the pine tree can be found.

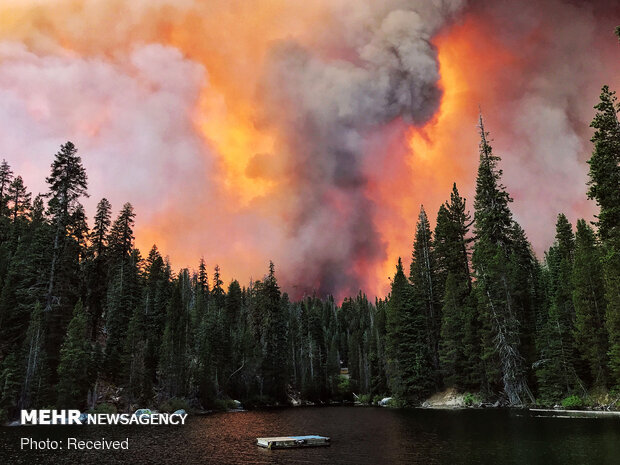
[197,257,210,296]
[472,115,533,405]
[508,222,540,379]
[587,86,620,243]
[7,175,31,223]
[105,249,142,380]
[0,196,52,354]
[205,264,226,393]
[369,297,388,396]
[409,206,441,380]
[91,198,112,258]
[0,159,13,217]
[31,195,46,223]
[260,261,288,402]
[386,259,406,397]
[44,141,88,312]
[193,273,217,406]
[223,280,243,393]
[435,184,476,389]
[104,203,140,377]
[439,274,468,388]
[549,215,577,372]
[68,204,89,263]
[43,141,88,379]
[573,219,608,386]
[587,86,620,385]
[158,274,191,398]
[387,258,433,402]
[211,264,225,309]
[57,300,92,408]
[536,215,582,402]
[143,245,170,392]
[435,184,473,292]
[85,198,112,339]
[107,203,136,260]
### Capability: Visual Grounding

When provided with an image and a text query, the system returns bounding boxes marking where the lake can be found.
[1,406,619,464]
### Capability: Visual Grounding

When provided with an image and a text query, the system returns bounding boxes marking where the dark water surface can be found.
[1,406,619,464]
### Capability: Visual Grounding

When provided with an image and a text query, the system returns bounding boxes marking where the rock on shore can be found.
[422,388,466,408]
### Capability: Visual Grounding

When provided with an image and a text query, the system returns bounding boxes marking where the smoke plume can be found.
[256,1,464,295]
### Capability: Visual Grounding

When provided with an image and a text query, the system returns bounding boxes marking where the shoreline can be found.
[528,408,620,418]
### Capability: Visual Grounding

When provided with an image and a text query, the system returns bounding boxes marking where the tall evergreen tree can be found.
[223,279,243,393]
[0,196,51,353]
[369,297,388,396]
[197,257,209,296]
[587,86,620,385]
[409,206,441,379]
[573,219,608,386]
[107,203,136,260]
[587,86,620,243]
[43,141,88,378]
[86,198,112,339]
[0,159,13,218]
[536,215,582,402]
[387,258,434,402]
[193,271,217,406]
[105,203,140,378]
[205,264,226,392]
[435,184,473,292]
[158,272,191,398]
[7,176,31,223]
[260,261,288,401]
[386,259,407,398]
[435,184,476,389]
[508,222,542,395]
[44,141,88,312]
[211,264,225,309]
[472,115,533,405]
[142,245,170,393]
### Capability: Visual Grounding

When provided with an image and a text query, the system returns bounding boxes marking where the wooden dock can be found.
[257,435,330,449]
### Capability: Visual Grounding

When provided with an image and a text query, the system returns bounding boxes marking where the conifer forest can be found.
[0,84,619,421]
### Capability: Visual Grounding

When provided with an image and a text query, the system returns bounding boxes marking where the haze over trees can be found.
[0,83,618,419]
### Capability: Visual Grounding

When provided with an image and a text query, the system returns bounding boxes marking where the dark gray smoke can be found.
[258,1,465,297]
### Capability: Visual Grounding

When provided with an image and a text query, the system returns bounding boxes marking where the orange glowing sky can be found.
[0,0,618,299]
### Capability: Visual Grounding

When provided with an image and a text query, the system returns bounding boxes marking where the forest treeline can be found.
[0,85,619,420]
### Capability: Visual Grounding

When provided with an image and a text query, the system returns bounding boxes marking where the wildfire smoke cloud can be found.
[0,0,618,299]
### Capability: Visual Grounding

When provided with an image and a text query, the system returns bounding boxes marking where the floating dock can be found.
[257,435,330,449]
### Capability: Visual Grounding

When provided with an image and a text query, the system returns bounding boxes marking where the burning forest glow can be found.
[0,0,618,300]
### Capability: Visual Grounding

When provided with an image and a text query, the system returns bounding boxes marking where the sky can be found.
[0,0,618,299]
